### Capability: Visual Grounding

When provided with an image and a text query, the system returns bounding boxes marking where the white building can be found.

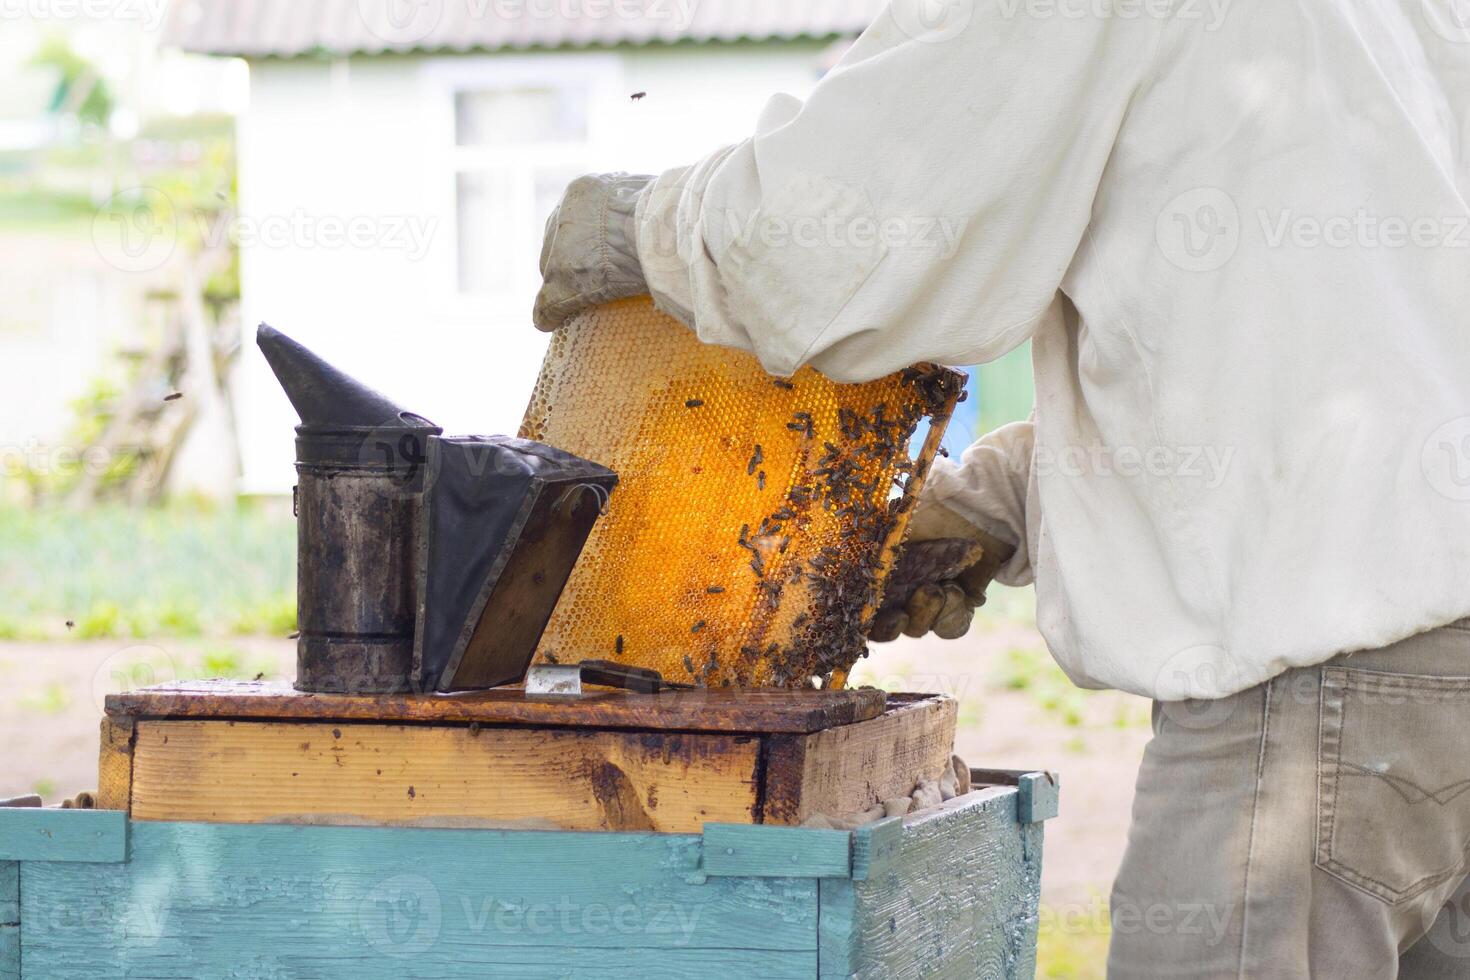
[168,0,881,494]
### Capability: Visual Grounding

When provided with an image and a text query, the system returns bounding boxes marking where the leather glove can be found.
[870,497,1017,643]
[533,173,654,332]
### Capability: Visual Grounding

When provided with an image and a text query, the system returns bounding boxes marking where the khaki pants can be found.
[1109,620,1470,978]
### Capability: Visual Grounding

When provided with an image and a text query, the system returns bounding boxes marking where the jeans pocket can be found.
[1317,666,1470,904]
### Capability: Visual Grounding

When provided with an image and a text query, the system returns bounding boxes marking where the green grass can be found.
[19,681,71,715]
[0,502,295,639]
[1037,904,1111,978]
[994,646,1092,728]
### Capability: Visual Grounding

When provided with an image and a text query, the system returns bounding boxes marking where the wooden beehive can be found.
[98,681,958,833]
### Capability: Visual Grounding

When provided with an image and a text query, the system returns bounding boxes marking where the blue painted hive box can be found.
[1,681,1058,978]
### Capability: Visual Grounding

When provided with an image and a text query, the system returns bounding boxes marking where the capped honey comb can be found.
[519,297,964,688]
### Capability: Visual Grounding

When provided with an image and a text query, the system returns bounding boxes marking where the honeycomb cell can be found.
[519,297,963,689]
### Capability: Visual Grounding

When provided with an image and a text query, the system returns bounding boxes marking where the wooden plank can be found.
[970,768,1063,824]
[22,821,821,977]
[96,716,135,813]
[0,926,15,980]
[128,720,762,832]
[0,863,15,923]
[821,785,1045,979]
[0,862,14,980]
[0,809,126,863]
[762,694,957,825]
[850,816,904,882]
[702,823,851,879]
[108,679,886,734]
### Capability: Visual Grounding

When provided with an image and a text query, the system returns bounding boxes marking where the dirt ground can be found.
[0,624,1151,908]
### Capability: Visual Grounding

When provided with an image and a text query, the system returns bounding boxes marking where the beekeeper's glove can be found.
[870,497,1016,643]
[533,173,653,332]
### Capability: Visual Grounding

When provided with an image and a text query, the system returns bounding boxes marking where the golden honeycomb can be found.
[520,297,964,688]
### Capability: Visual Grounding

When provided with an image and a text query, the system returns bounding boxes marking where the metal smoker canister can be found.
[257,324,442,694]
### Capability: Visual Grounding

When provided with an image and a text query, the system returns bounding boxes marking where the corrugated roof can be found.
[166,0,882,58]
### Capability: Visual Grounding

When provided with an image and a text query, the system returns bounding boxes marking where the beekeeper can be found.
[534,1,1470,975]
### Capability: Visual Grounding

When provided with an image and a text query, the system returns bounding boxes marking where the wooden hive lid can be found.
[105,679,888,735]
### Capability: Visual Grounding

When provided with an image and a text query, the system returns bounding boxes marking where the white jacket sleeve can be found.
[634,1,1163,383]
[924,419,1036,586]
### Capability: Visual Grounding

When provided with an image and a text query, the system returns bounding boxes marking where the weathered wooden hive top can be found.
[105,680,892,735]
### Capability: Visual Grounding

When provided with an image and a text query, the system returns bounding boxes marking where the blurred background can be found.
[0,2,1139,974]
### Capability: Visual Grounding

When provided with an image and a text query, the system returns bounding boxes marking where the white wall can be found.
[236,41,831,494]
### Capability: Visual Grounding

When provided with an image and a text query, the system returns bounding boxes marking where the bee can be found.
[706,585,725,594]
[630,91,647,100]
[757,470,766,491]
[685,398,704,408]
[772,379,795,390]
[691,620,706,633]
[747,445,763,475]
[615,634,624,654]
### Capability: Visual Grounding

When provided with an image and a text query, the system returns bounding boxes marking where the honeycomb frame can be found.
[520,297,964,689]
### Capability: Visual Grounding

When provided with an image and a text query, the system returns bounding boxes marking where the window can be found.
[451,82,594,298]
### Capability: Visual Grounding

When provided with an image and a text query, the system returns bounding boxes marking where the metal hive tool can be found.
[519,297,965,689]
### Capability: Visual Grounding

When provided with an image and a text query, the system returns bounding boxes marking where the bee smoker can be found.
[257,324,441,694]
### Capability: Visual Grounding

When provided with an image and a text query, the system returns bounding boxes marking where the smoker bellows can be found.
[257,325,613,694]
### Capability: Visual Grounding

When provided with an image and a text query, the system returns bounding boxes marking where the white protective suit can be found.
[634,0,1470,699]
